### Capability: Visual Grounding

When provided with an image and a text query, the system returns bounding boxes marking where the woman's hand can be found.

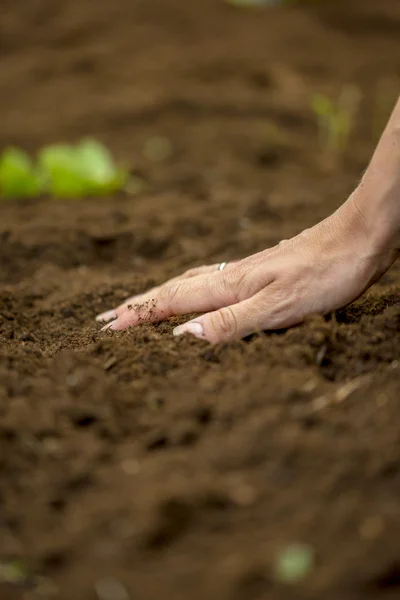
[96,194,398,343]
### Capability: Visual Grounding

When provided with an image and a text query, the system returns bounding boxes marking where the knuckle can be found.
[263,287,295,328]
[161,281,184,305]
[222,264,258,302]
[210,306,238,338]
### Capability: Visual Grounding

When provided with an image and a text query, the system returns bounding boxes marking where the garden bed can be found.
[1,0,400,598]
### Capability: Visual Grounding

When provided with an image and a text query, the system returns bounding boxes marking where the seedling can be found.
[38,139,128,198]
[274,543,315,584]
[310,85,361,159]
[0,560,29,585]
[0,148,43,199]
[38,144,87,198]
[0,139,129,200]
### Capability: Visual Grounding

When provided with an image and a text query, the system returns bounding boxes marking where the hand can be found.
[96,195,398,343]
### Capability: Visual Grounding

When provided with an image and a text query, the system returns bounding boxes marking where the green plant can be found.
[0,560,29,585]
[0,148,43,199]
[310,85,361,157]
[38,139,128,198]
[0,139,129,200]
[274,543,315,584]
[38,144,87,198]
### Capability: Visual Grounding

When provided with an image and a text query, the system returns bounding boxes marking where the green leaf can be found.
[0,560,29,584]
[38,144,86,198]
[274,544,315,584]
[0,148,42,199]
[76,139,129,194]
[76,139,116,183]
[38,140,129,198]
[310,93,334,118]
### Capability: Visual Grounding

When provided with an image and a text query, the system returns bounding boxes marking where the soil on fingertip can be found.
[1,1,400,599]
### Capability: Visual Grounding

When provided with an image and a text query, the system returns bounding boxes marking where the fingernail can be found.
[173,322,205,339]
[96,310,117,323]
[100,319,118,332]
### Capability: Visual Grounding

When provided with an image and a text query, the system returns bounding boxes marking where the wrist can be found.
[349,185,399,250]
[350,99,400,256]
[331,190,398,284]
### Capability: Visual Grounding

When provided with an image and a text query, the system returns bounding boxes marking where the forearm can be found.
[354,97,400,253]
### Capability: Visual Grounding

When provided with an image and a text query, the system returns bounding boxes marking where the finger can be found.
[101,263,256,332]
[96,290,159,323]
[96,263,238,323]
[101,274,231,331]
[173,285,288,344]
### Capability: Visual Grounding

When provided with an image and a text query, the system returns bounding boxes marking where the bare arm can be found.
[356,97,400,256]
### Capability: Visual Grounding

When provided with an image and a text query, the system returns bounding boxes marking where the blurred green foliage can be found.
[0,139,129,200]
[274,543,315,583]
[310,85,362,156]
[0,560,29,585]
[0,148,43,199]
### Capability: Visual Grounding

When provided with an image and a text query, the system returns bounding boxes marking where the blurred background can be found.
[1,3,400,600]
[1,0,400,278]
[1,0,399,189]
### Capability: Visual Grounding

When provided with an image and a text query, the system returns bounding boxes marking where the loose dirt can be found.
[1,0,400,598]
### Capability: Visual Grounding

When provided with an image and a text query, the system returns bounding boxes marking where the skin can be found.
[97,98,400,343]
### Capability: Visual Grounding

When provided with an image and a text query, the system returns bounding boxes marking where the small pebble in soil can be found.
[230,483,257,506]
[19,331,36,342]
[120,458,141,476]
[34,576,59,597]
[376,393,388,408]
[359,516,385,540]
[103,356,118,371]
[274,543,315,584]
[95,577,130,600]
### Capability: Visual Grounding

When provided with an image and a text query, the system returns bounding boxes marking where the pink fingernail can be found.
[100,319,118,332]
[173,322,205,339]
[96,310,117,323]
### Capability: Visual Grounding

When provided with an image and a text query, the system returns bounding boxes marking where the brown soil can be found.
[1,0,400,598]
